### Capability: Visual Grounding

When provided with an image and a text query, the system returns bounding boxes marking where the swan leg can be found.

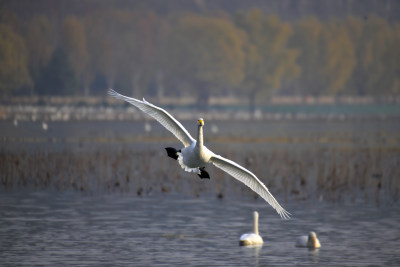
[165,147,180,160]
[197,167,210,179]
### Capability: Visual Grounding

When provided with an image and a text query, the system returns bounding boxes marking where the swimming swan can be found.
[295,232,321,248]
[239,211,264,246]
[108,89,290,219]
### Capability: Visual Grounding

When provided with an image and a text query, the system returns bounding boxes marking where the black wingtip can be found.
[165,147,179,160]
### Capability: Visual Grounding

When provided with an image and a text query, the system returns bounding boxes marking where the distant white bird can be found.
[296,232,321,248]
[108,89,290,219]
[210,124,219,134]
[42,121,48,131]
[239,211,264,246]
[144,121,152,132]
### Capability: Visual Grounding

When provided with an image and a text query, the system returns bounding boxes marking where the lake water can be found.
[1,116,400,266]
[0,191,399,266]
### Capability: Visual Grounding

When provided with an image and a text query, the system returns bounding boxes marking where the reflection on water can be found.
[0,191,399,266]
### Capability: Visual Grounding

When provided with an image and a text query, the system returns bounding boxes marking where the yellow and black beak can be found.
[198,118,204,126]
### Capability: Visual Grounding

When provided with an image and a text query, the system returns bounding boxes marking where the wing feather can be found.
[210,154,291,219]
[108,89,194,147]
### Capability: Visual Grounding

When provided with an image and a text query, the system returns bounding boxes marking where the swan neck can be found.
[197,125,203,148]
[253,211,259,235]
[307,237,313,247]
[308,236,316,248]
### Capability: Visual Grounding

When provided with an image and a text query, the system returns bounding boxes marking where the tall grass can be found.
[1,146,398,206]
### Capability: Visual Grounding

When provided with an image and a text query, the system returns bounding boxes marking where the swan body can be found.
[108,89,291,219]
[239,211,263,246]
[296,232,321,248]
[240,233,263,246]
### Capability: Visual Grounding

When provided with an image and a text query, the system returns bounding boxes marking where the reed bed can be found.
[1,145,398,206]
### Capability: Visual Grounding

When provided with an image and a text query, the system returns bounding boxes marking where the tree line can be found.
[1,7,399,105]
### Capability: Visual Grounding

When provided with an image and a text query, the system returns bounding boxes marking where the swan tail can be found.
[177,153,201,174]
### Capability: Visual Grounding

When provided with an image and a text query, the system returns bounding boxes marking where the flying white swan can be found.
[108,89,290,219]
[295,232,321,248]
[239,211,264,246]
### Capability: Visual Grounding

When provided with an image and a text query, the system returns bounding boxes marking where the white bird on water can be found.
[239,211,264,246]
[108,89,290,219]
[295,232,321,249]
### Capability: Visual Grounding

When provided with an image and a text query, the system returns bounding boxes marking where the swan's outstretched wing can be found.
[210,154,291,219]
[108,89,195,147]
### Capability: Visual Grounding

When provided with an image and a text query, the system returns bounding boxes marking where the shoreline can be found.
[1,103,400,122]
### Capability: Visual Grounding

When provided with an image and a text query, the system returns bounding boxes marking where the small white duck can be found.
[295,231,321,249]
[239,211,264,246]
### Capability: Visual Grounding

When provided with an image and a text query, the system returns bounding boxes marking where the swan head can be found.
[198,118,204,126]
[308,232,316,239]
[307,232,320,248]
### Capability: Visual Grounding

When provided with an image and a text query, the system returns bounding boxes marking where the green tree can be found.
[61,16,90,95]
[101,9,138,95]
[389,23,400,95]
[87,9,163,97]
[85,10,115,90]
[26,15,55,92]
[291,17,355,96]
[0,7,22,34]
[345,16,365,95]
[118,10,160,97]
[235,10,300,108]
[164,14,245,105]
[290,17,324,95]
[320,20,355,95]
[35,48,76,95]
[0,24,32,95]
[347,16,399,95]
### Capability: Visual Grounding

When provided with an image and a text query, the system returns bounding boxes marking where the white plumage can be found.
[108,89,290,219]
[295,232,321,248]
[239,211,264,246]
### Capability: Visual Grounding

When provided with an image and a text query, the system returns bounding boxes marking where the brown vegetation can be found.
[1,145,398,206]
